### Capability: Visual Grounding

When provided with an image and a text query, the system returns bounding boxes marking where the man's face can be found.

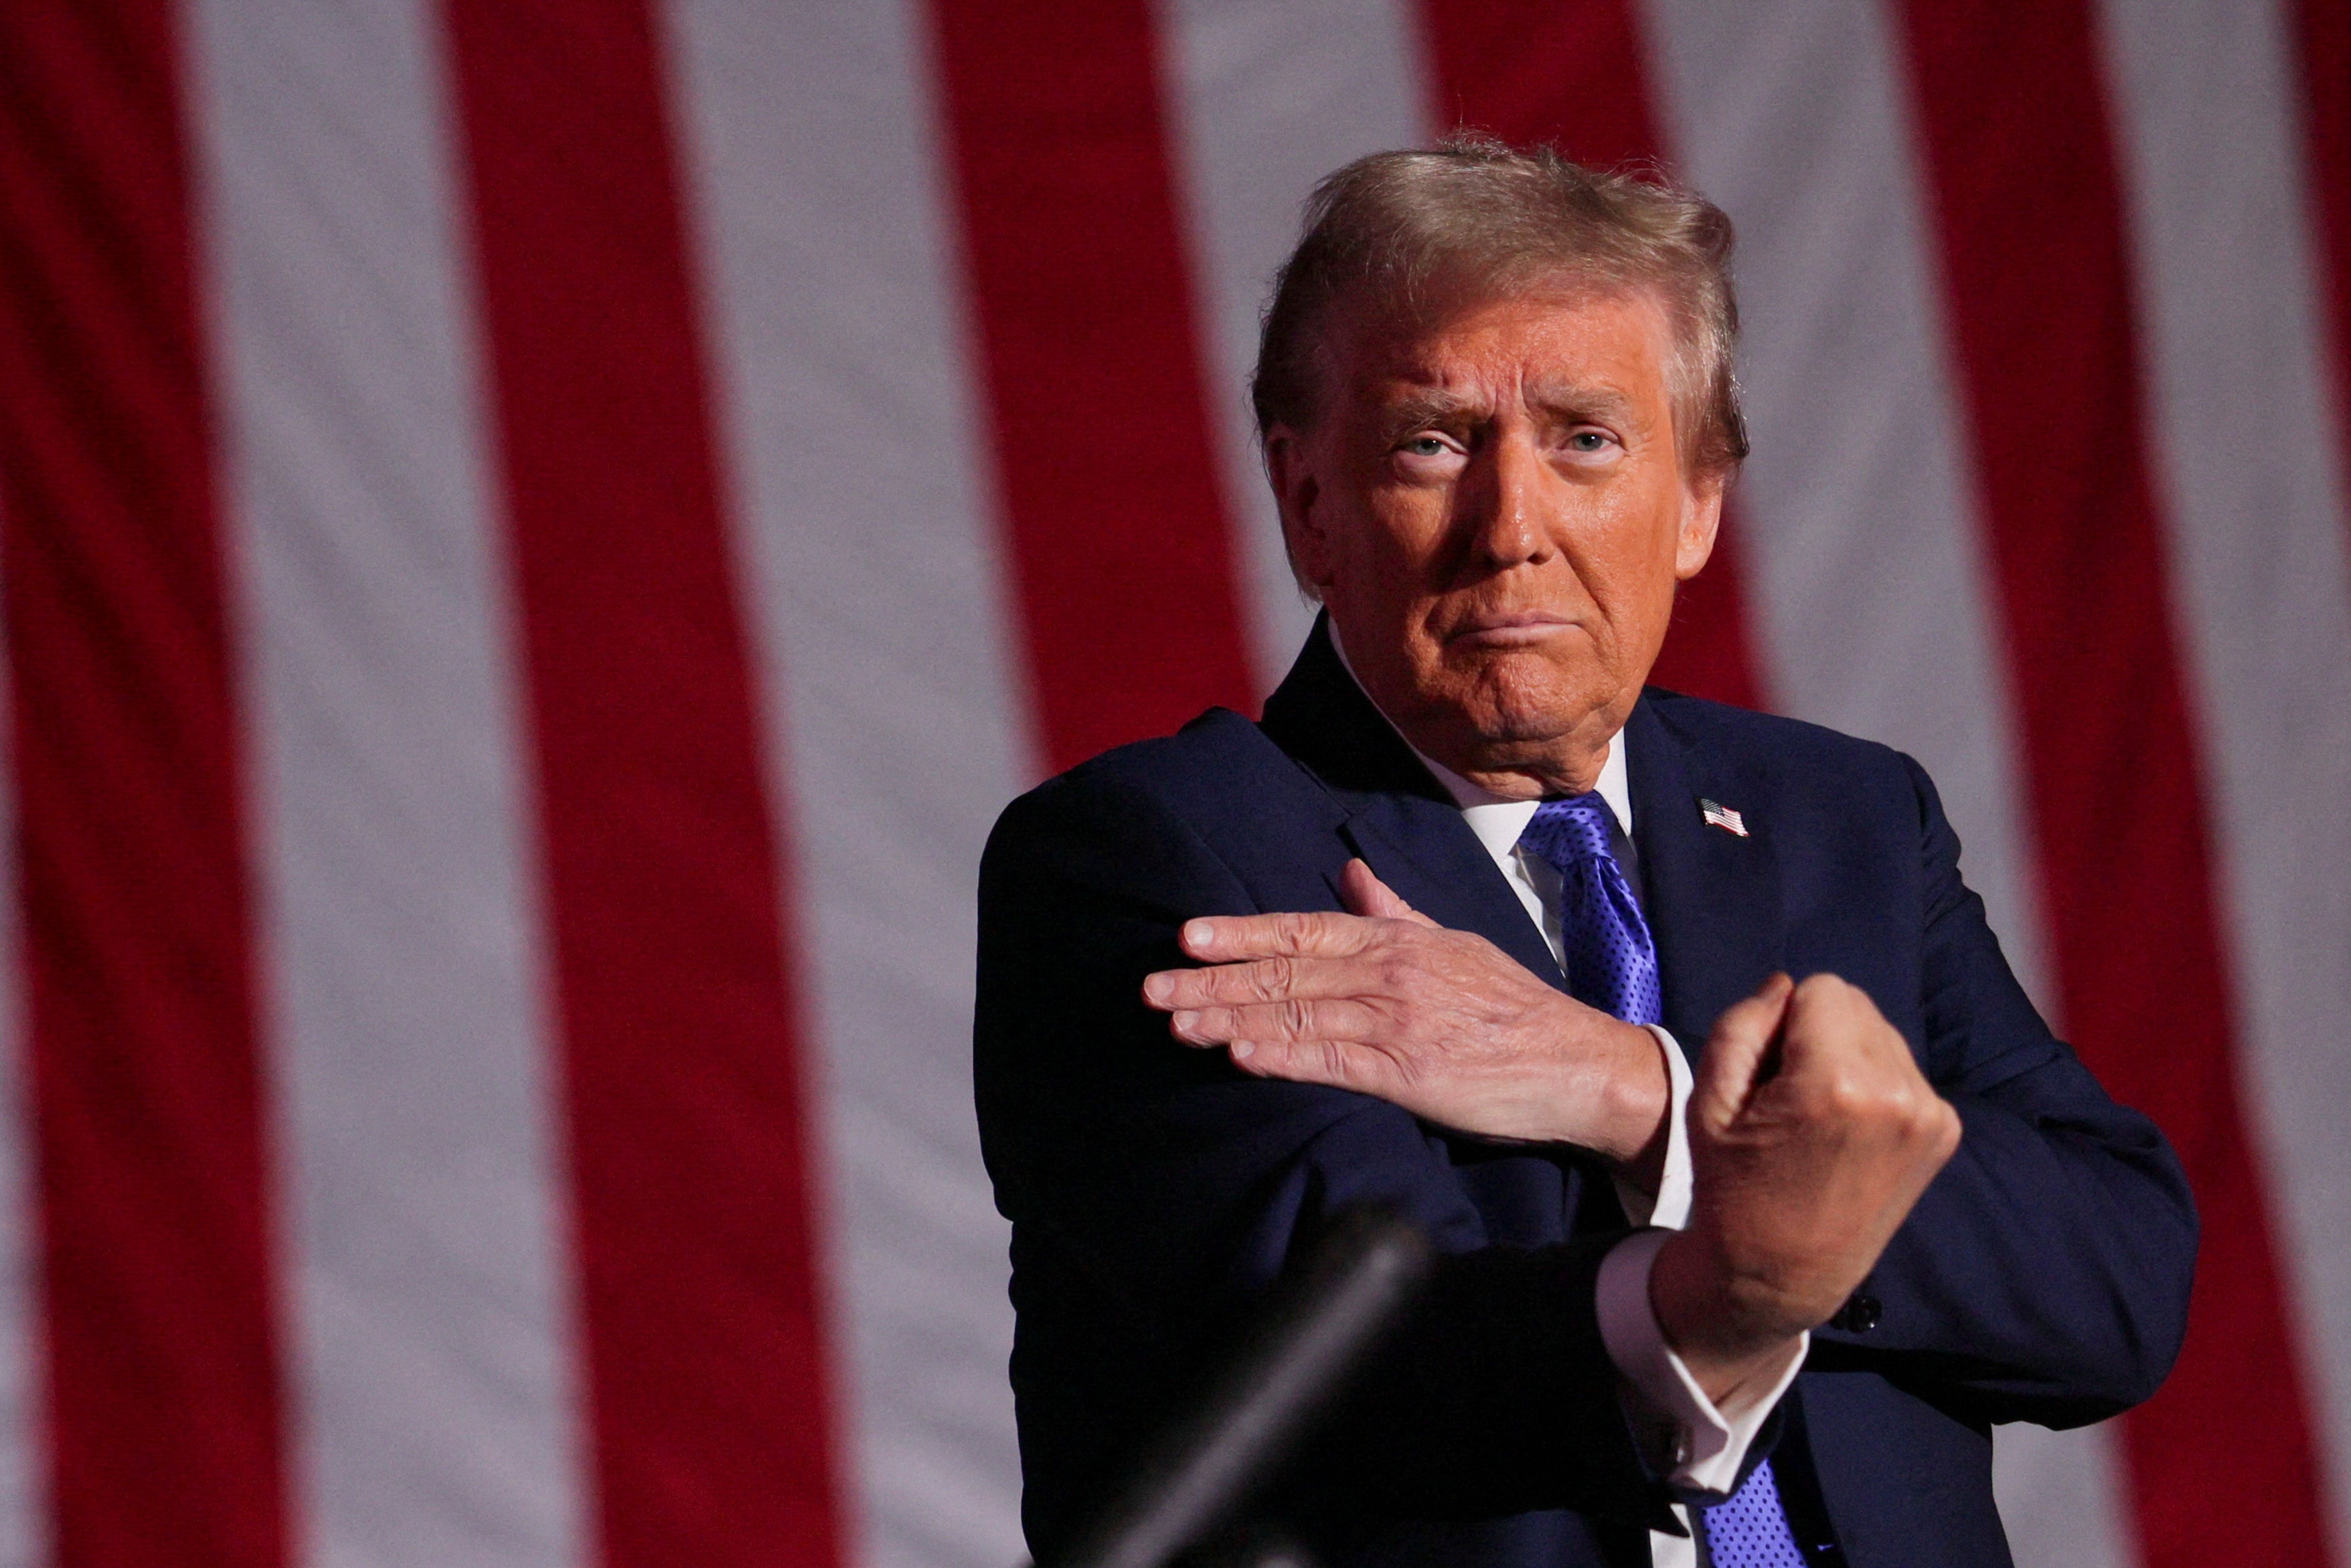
[1266,281,1722,793]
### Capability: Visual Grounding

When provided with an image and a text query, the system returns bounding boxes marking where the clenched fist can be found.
[1651,972,1963,1403]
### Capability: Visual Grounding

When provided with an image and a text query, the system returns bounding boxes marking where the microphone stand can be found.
[1034,1207,1435,1568]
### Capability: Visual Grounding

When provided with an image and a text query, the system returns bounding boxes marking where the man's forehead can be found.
[1356,375,1640,421]
[1332,288,1674,412]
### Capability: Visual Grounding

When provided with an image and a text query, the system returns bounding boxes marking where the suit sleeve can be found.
[1804,754,2199,1429]
[975,766,1668,1551]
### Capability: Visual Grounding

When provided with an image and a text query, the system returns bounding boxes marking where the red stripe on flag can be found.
[2301,0,2351,566]
[1416,0,1658,171]
[1894,5,2334,1563]
[1647,559,1763,713]
[1413,0,1769,712]
[0,5,291,1566]
[926,0,1256,774]
[435,4,841,1564]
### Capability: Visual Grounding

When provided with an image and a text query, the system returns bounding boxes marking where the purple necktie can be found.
[1516,794,1661,1027]
[1517,795,1808,1568]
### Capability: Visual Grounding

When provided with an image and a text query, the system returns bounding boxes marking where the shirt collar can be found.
[1324,624,1636,851]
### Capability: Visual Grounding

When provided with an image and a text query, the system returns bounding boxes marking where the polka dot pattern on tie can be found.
[1699,1460,1810,1567]
[1515,793,1662,1027]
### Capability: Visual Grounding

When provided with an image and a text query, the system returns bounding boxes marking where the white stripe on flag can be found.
[2095,0,2351,1547]
[0,509,44,1568]
[1990,1420,2138,1568]
[658,1,1034,1563]
[1635,0,2052,1013]
[179,1,588,1563]
[1156,0,1429,695]
[1633,0,2129,1559]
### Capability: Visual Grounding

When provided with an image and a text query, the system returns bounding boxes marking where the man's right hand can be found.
[1649,972,1963,1406]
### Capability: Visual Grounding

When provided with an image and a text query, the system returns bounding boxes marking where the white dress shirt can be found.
[1320,634,1800,1564]
[1411,744,1804,1568]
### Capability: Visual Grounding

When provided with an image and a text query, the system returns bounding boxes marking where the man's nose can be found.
[1462,430,1554,569]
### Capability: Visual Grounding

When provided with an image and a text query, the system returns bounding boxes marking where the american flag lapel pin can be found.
[1698,797,1749,838]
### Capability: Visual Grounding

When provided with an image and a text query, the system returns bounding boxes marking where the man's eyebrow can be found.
[1526,384,1639,424]
[1372,383,1643,434]
[1372,388,1482,433]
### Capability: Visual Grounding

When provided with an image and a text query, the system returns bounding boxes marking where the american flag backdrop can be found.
[0,2,2346,1567]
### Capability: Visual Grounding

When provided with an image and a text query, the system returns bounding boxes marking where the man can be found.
[975,140,2194,1568]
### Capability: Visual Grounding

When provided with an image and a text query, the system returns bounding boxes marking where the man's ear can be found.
[1674,470,1726,582]
[1265,426,1333,588]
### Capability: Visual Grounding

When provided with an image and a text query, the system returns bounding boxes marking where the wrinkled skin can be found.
[1147,859,1672,1185]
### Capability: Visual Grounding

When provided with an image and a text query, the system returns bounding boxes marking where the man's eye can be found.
[1401,436,1449,457]
[1567,430,1611,452]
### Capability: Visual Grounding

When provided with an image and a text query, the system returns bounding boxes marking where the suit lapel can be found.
[1338,798,1564,984]
[1625,697,1785,1060]
[1260,619,1568,989]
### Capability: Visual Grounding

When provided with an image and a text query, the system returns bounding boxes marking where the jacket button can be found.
[1833,1292,1882,1333]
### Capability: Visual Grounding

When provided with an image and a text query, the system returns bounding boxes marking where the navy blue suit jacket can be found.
[975,623,2195,1568]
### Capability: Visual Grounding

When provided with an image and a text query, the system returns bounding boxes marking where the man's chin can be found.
[1428,694,1592,754]
[1443,662,1613,742]
[1371,643,1621,754]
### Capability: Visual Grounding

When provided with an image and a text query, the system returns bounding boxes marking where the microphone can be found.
[1041,1207,1435,1568]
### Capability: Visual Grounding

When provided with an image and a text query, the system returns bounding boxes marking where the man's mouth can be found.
[1445,610,1578,648]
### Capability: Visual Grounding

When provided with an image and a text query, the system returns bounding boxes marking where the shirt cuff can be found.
[1613,1025,1694,1229]
[1596,1231,1807,1498]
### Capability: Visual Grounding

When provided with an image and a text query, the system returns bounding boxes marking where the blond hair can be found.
[1251,135,1748,478]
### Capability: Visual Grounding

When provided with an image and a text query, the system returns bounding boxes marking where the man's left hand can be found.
[1141,859,1670,1183]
